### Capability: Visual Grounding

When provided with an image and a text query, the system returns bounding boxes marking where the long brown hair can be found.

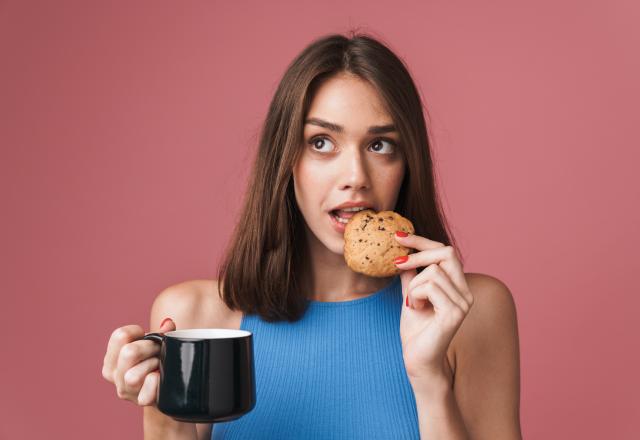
[217,31,461,322]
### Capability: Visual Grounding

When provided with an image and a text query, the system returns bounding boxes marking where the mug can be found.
[141,328,256,423]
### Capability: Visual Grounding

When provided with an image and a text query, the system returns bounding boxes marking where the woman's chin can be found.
[304,222,347,256]
[322,238,346,257]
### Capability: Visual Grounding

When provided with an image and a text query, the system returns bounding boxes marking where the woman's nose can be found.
[337,147,370,190]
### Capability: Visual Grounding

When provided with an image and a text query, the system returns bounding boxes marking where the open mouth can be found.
[329,207,373,225]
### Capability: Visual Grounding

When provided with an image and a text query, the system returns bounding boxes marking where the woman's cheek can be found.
[294,160,325,211]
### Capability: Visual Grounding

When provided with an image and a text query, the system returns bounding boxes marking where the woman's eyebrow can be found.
[304,117,397,134]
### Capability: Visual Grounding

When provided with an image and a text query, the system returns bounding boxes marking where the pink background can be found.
[1,1,638,438]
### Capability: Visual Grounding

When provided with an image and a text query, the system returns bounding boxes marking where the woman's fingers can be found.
[395,232,445,251]
[123,356,160,392]
[408,280,466,327]
[394,237,470,303]
[137,370,160,406]
[408,264,471,313]
[409,279,450,311]
[395,244,460,279]
[102,325,144,383]
[114,339,161,399]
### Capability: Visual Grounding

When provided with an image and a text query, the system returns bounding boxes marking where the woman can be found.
[102,32,521,439]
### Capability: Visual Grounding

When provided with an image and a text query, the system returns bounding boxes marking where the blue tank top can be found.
[212,275,421,439]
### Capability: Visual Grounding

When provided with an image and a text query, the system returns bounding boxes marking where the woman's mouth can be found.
[331,210,352,224]
[328,207,372,232]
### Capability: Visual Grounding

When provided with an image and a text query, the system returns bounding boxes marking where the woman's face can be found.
[293,72,406,255]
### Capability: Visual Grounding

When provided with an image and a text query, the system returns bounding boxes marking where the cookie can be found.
[343,209,415,277]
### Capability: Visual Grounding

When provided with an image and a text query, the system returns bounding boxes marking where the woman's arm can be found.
[413,382,470,439]
[143,406,213,440]
[142,284,199,440]
[412,274,522,439]
[143,406,197,440]
[196,423,213,440]
[143,282,222,440]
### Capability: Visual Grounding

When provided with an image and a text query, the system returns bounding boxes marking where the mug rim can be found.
[165,328,252,340]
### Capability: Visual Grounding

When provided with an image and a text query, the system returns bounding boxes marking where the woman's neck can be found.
[301,235,394,302]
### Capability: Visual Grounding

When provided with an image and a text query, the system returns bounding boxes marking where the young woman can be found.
[102,32,522,439]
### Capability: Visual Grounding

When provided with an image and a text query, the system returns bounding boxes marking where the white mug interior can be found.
[167,328,251,339]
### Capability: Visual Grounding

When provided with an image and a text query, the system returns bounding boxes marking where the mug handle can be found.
[142,332,165,344]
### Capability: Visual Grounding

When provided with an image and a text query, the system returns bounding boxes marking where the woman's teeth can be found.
[341,207,368,212]
[332,207,371,224]
[334,215,349,224]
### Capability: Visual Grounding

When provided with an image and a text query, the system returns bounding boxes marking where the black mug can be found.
[141,328,256,423]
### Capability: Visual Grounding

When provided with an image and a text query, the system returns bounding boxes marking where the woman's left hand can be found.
[394,231,474,393]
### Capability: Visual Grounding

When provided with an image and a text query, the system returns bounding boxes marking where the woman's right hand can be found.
[102,317,176,406]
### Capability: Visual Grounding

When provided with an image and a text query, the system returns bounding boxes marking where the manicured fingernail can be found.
[405,295,410,308]
[160,317,173,327]
[395,231,409,237]
[394,255,409,264]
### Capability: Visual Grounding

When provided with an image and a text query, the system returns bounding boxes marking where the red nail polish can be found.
[405,295,410,307]
[394,255,409,264]
[395,231,408,237]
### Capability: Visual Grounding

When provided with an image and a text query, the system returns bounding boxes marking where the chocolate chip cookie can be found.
[343,209,415,277]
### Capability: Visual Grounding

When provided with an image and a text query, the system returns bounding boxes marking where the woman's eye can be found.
[307,136,397,154]
[308,136,335,152]
[369,139,396,154]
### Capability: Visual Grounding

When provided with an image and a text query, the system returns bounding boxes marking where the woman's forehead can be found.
[304,116,397,137]
[307,75,392,123]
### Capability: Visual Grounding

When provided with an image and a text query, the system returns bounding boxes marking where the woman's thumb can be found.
[159,317,176,332]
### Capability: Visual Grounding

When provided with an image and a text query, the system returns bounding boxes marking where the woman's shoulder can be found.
[149,279,243,331]
[464,272,514,303]
[461,272,517,329]
[452,272,518,361]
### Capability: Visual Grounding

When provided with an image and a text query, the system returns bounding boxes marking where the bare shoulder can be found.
[450,272,522,437]
[148,280,241,440]
[149,279,242,331]
[465,272,517,316]
[454,272,518,346]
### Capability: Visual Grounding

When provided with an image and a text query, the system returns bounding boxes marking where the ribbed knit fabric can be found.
[211,275,420,439]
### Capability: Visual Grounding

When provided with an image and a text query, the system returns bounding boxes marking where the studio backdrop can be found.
[1,1,638,439]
